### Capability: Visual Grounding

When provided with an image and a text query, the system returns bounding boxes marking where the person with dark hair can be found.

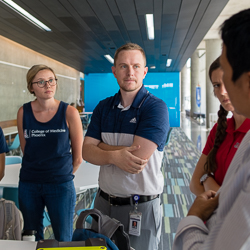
[190,57,250,196]
[82,43,169,250]
[17,65,83,241]
[0,127,9,180]
[172,8,250,249]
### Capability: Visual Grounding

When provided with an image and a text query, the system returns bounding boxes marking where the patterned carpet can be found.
[159,127,201,249]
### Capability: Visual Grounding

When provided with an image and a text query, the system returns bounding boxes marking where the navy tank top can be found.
[21,101,73,183]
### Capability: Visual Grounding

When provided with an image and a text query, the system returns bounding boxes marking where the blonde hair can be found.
[114,43,146,66]
[27,65,56,96]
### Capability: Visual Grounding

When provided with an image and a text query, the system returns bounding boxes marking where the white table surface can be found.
[2,126,18,136]
[0,240,37,250]
[74,161,100,194]
[0,163,99,249]
[0,161,99,193]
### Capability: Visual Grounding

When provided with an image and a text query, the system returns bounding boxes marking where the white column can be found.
[205,39,222,128]
[191,50,199,116]
[181,63,190,112]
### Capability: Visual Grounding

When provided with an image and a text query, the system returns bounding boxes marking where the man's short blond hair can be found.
[113,43,146,66]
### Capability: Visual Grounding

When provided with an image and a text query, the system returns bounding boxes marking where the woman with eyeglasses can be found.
[189,57,250,196]
[17,65,83,241]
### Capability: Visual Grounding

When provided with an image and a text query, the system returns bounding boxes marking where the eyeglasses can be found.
[32,78,57,88]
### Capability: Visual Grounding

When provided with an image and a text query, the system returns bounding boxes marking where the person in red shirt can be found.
[189,57,250,196]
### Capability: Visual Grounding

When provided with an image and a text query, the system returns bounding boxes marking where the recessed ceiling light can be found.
[145,14,154,40]
[1,0,51,31]
[104,55,114,64]
[166,59,172,67]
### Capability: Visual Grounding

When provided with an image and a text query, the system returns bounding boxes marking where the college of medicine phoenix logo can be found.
[24,129,29,139]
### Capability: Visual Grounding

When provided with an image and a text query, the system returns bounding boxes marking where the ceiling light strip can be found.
[104,55,114,64]
[145,14,154,40]
[1,0,51,31]
[166,59,172,67]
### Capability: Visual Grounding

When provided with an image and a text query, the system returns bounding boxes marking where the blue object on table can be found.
[43,210,54,238]
[43,210,51,227]
[5,156,22,165]
[8,134,20,151]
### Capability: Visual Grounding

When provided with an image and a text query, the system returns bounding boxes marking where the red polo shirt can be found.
[202,117,250,185]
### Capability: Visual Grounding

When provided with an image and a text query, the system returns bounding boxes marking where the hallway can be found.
[159,113,211,249]
[180,112,210,153]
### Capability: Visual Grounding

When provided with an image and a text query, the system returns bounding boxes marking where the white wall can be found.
[0,35,81,121]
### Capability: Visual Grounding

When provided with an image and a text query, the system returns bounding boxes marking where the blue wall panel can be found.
[143,72,180,127]
[84,72,180,127]
[84,73,119,111]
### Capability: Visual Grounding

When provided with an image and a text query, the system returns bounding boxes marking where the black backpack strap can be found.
[99,214,120,238]
[76,208,130,250]
[76,208,102,233]
[110,221,131,250]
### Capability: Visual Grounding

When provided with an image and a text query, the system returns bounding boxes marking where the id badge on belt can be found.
[129,195,142,237]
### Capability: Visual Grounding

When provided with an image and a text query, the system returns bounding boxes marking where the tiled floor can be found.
[159,113,210,249]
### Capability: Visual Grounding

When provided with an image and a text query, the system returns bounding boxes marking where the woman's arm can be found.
[0,153,5,180]
[190,154,207,196]
[203,175,220,192]
[190,154,221,196]
[17,106,26,154]
[66,106,83,174]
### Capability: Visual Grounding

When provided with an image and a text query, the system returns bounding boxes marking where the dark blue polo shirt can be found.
[86,85,169,151]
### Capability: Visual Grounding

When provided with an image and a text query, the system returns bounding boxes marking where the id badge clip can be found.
[129,195,142,237]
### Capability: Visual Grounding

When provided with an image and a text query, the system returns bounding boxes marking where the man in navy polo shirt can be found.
[82,43,169,250]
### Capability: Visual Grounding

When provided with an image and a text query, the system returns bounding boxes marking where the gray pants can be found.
[94,189,162,250]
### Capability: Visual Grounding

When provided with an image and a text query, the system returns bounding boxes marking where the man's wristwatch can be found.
[200,173,210,185]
